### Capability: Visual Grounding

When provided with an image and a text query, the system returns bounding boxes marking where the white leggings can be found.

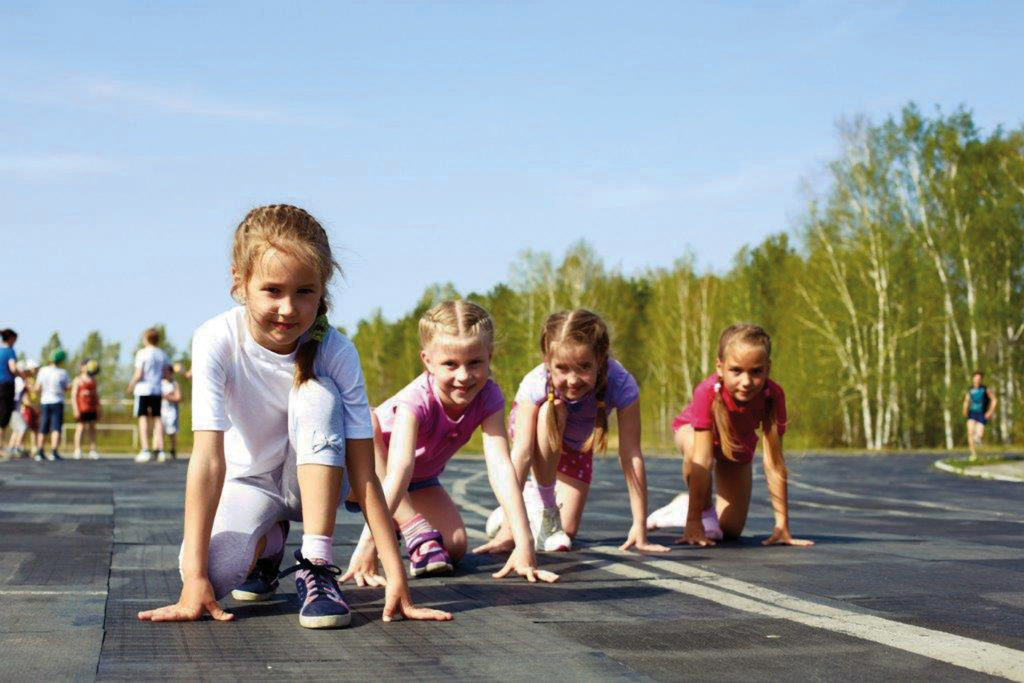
[180,377,351,599]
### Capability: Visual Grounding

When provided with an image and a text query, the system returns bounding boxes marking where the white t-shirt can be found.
[190,307,373,479]
[161,378,179,417]
[134,346,170,396]
[36,366,69,405]
[14,376,25,406]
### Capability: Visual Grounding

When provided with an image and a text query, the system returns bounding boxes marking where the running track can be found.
[1,453,1023,681]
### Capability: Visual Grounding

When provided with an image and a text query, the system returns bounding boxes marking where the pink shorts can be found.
[557,445,594,484]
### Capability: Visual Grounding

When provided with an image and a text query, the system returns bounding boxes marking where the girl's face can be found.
[547,342,599,401]
[421,334,492,413]
[237,248,323,354]
[716,342,769,403]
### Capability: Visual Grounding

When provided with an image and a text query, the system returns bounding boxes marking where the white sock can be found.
[301,533,333,564]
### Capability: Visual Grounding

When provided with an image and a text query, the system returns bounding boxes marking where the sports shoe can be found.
[485,506,504,539]
[88,450,100,460]
[279,550,351,629]
[407,529,453,577]
[134,450,153,463]
[33,450,45,461]
[535,505,572,552]
[73,450,83,460]
[47,450,62,461]
[157,450,169,463]
[232,522,289,602]
[646,493,689,530]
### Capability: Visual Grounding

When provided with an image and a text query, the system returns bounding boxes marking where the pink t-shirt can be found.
[375,372,505,481]
[672,373,787,464]
[509,359,640,452]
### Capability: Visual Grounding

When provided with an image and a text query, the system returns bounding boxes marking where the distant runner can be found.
[963,372,996,460]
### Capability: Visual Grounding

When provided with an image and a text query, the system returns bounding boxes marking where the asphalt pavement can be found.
[1,452,1023,681]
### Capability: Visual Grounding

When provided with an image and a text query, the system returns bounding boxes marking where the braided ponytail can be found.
[544,375,561,456]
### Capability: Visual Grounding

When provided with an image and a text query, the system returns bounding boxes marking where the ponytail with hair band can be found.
[293,301,329,387]
[544,375,562,456]
[583,363,610,454]
[711,379,743,462]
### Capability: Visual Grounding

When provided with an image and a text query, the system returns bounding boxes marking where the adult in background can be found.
[127,328,170,463]
[963,371,997,460]
[0,329,20,450]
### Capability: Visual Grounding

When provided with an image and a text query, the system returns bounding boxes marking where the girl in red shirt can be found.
[650,324,813,548]
[72,359,102,459]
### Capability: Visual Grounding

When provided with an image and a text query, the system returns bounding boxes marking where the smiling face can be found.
[547,342,600,401]
[716,341,770,403]
[236,248,323,354]
[420,334,493,415]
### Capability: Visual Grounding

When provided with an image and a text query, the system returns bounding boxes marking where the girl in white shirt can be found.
[138,205,450,629]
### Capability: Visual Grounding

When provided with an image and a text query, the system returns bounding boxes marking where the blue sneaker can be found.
[231,522,289,601]
[279,549,351,629]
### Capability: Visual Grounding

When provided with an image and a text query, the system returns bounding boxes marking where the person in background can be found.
[72,359,102,460]
[160,362,183,462]
[36,348,69,461]
[127,328,170,463]
[16,361,40,458]
[0,329,21,450]
[963,372,997,460]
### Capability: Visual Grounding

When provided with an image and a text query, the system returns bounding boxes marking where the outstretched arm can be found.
[347,437,451,622]
[616,401,668,553]
[475,411,558,582]
[761,428,813,547]
[138,430,232,622]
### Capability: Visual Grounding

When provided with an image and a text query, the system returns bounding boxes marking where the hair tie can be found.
[713,382,722,393]
[309,314,330,342]
[596,401,606,409]
[547,392,555,403]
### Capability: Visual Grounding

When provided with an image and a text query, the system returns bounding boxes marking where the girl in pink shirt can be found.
[487,309,669,555]
[343,300,557,585]
[649,324,813,548]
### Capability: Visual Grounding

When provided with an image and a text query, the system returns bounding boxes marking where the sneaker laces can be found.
[279,555,343,598]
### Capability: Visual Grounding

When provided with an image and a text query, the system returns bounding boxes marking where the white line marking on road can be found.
[588,545,1024,682]
[450,469,1024,681]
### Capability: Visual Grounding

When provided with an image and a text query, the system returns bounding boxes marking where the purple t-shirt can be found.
[375,372,505,481]
[509,359,640,452]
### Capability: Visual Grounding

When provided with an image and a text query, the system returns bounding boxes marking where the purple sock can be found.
[400,514,434,548]
[537,482,558,508]
[259,522,285,559]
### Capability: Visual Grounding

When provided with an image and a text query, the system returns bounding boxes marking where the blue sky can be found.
[3,1,1022,361]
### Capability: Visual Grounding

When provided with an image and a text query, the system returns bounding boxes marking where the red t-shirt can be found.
[672,373,787,464]
[75,377,100,413]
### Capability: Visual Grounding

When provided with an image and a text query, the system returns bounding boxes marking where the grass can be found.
[939,454,1022,470]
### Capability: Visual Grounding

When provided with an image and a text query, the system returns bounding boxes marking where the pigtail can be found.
[544,375,562,456]
[582,364,609,453]
[294,300,329,387]
[712,384,743,462]
[762,387,776,436]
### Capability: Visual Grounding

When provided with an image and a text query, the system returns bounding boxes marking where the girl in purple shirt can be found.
[343,300,557,585]
[486,309,669,555]
[648,324,813,548]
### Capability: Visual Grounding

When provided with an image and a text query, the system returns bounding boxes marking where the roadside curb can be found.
[933,457,1024,483]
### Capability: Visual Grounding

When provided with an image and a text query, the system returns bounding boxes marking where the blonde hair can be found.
[713,323,774,462]
[540,309,611,455]
[418,300,495,350]
[231,204,340,386]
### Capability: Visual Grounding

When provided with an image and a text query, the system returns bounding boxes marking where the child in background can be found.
[18,362,40,457]
[138,204,449,628]
[648,324,813,548]
[487,309,668,554]
[35,349,69,461]
[6,360,34,459]
[127,328,170,463]
[343,300,556,586]
[160,363,182,462]
[72,359,101,460]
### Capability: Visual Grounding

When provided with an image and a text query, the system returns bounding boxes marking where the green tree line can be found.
[351,105,1024,451]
